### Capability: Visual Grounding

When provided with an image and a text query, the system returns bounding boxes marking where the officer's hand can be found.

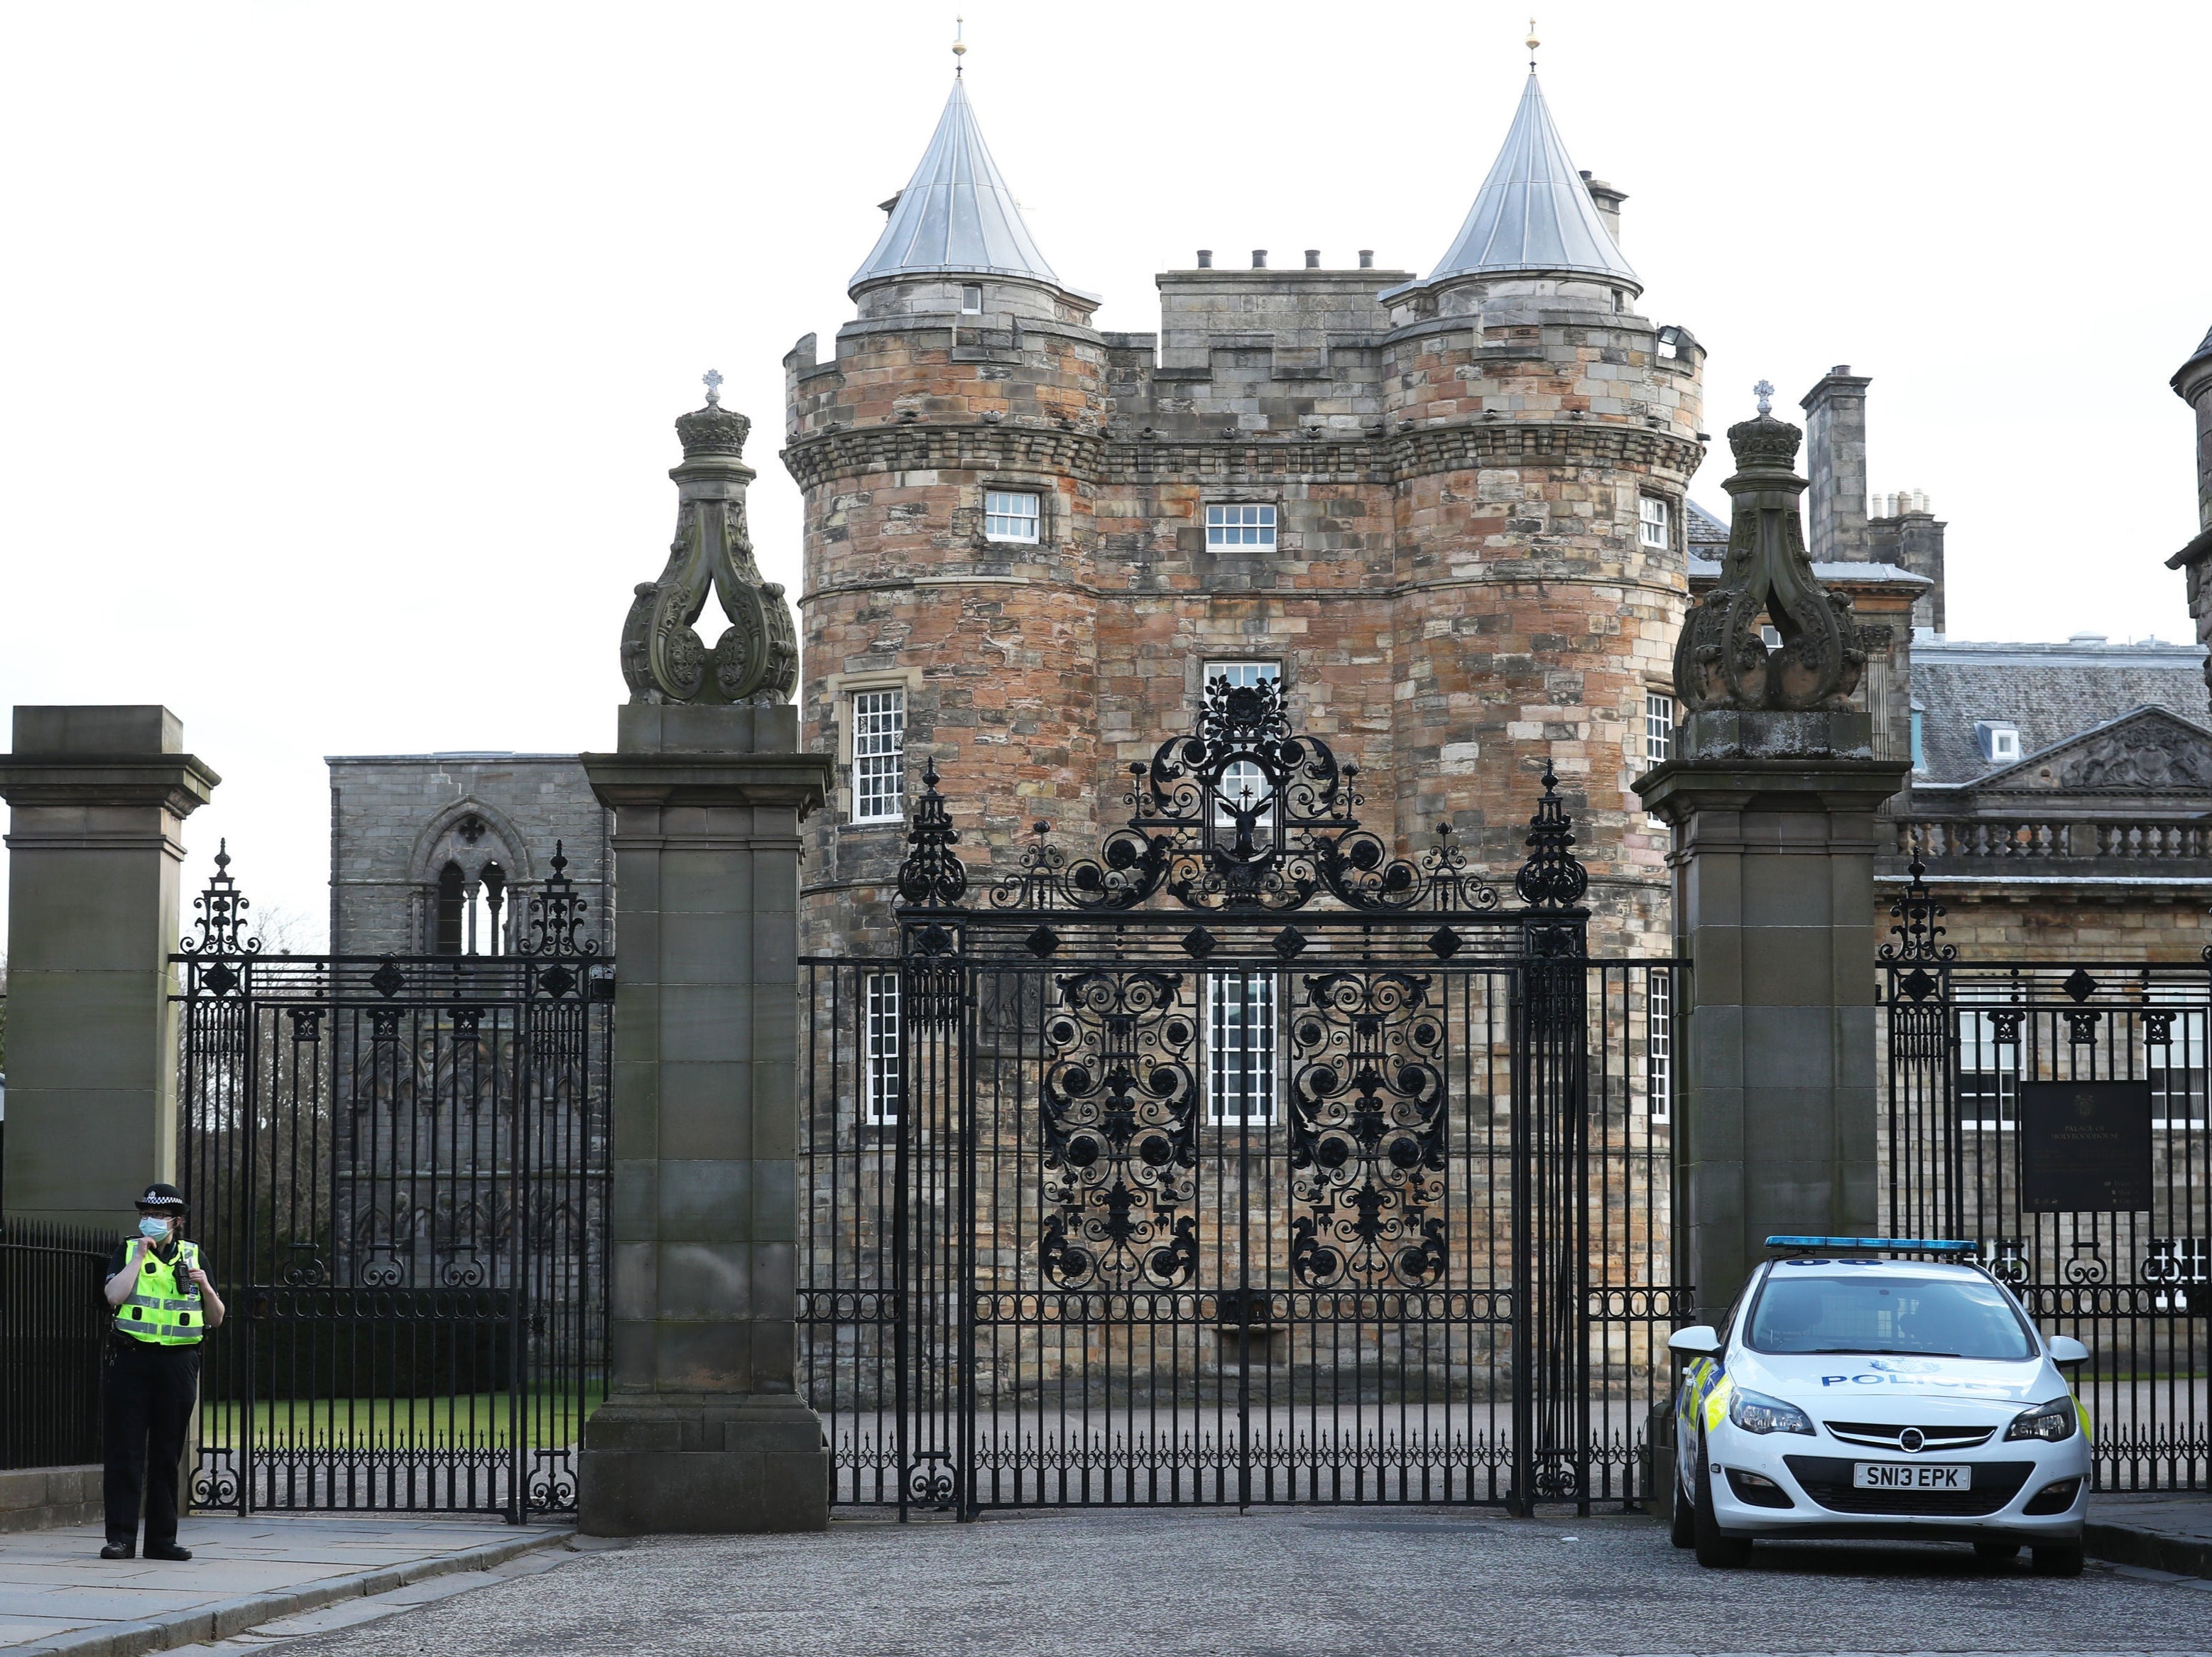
[186,1267,210,1288]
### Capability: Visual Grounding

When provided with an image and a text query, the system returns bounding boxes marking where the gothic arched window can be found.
[435,862,466,955]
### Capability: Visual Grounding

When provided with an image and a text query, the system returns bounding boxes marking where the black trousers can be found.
[103,1337,200,1547]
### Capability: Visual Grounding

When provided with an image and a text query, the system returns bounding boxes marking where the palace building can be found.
[320,64,2211,984]
[783,65,1706,960]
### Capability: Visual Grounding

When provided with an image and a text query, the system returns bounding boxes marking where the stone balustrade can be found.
[1895,817,2212,864]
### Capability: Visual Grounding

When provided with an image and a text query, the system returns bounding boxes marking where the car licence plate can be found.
[1853,1462,1968,1490]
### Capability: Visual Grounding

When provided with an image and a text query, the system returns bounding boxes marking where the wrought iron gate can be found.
[802,681,1684,1514]
[172,847,613,1519]
[1882,863,2211,1489]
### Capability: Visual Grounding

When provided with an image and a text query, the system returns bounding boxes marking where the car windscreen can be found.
[1745,1272,2035,1361]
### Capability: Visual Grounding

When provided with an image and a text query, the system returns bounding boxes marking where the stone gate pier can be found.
[0,706,219,1226]
[1638,391,1909,1323]
[574,394,832,1533]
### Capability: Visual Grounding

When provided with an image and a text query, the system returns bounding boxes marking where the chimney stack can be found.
[1799,366,1873,563]
[1579,170,1628,249]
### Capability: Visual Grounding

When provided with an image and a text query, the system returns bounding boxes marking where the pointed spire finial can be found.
[1525,16,1540,70]
[1754,378,1775,416]
[702,368,723,408]
[953,15,965,76]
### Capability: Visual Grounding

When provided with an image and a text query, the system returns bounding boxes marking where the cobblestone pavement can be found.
[259,1509,2212,1657]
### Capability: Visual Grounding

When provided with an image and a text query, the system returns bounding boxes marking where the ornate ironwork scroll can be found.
[181,840,261,959]
[897,760,968,907]
[520,842,601,956]
[977,676,1506,916]
[1287,970,1447,1286]
[1880,855,1955,964]
[1039,970,1199,1288]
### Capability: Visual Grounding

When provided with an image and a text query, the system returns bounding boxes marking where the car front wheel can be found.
[1692,1433,1752,1570]
[1670,1457,1695,1549]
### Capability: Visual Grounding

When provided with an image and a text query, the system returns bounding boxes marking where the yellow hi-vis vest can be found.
[114,1239,205,1346]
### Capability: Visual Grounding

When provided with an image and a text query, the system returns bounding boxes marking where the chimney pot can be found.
[1833,364,1851,375]
[1196,249,1212,268]
[1252,249,1267,269]
[1358,249,1374,269]
[1304,249,1320,268]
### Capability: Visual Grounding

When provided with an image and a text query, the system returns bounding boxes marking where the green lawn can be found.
[198,1387,604,1449]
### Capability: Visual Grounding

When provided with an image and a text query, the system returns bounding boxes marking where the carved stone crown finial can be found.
[675,403,750,457]
[619,401,799,707]
[1671,394,1867,715]
[1727,406,1801,471]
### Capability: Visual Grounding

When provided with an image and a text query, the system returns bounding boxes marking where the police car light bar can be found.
[1764,1235,1976,1256]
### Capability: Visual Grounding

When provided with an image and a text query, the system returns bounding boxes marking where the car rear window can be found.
[1745,1273,2034,1361]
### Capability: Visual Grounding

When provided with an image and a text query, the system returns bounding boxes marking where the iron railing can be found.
[1,1217,111,1469]
[800,680,1687,1515]
[169,844,614,1521]
[1881,864,2212,1490]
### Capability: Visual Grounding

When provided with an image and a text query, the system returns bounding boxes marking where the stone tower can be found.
[1372,70,1705,949]
[785,72,1107,954]
[786,63,1705,955]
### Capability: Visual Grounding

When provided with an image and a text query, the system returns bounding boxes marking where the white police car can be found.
[1669,1238,2091,1574]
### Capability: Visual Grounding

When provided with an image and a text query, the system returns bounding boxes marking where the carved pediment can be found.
[1988,707,2212,795]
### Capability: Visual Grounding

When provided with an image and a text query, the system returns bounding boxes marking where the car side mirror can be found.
[1667,1325,1721,1358]
[2047,1335,2089,1367]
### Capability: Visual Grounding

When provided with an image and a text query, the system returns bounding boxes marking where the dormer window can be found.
[961,284,984,315]
[1976,721,2021,765]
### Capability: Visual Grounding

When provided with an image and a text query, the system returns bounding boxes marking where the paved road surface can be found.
[262,1508,2212,1657]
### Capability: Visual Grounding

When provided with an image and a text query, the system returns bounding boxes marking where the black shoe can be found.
[145,1541,192,1562]
[100,1542,135,1560]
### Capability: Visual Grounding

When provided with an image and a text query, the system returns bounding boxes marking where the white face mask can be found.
[138,1216,171,1241]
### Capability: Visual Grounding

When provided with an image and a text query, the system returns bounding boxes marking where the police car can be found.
[1669,1237,2091,1574]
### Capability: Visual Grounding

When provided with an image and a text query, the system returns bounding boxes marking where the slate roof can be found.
[1912,638,2209,788]
[850,78,1062,293]
[1381,72,1636,300]
[1687,500,1728,548]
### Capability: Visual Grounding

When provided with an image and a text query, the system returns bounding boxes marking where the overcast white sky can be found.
[4,1,2208,946]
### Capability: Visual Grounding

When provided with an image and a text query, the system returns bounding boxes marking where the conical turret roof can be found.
[849,79,1062,293]
[1393,72,1638,295]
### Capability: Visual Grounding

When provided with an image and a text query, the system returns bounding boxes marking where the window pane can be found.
[853,689,905,822]
[1203,661,1280,691]
[1647,967,1672,1122]
[984,490,1040,543]
[1639,496,1669,548]
[1206,503,1277,549]
[1209,972,1275,1123]
[863,972,900,1125]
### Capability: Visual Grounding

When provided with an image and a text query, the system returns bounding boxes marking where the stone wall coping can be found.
[0,753,221,813]
[579,751,832,816]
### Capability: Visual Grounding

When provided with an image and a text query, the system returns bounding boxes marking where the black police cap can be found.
[136,1183,187,1211]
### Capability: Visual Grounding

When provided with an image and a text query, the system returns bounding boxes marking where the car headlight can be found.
[2005,1398,2078,1443]
[1727,1387,1814,1436]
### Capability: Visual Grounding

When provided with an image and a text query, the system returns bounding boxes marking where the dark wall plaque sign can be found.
[2017,1080,2154,1213]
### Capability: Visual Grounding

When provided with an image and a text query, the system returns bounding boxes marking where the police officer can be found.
[99,1183,224,1560]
